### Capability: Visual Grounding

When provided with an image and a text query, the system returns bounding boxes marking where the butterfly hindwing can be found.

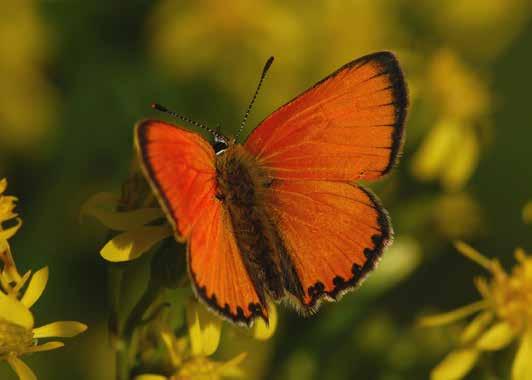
[268,180,392,310]
[245,51,407,181]
[135,121,267,325]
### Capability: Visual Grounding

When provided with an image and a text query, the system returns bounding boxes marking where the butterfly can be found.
[135,51,408,326]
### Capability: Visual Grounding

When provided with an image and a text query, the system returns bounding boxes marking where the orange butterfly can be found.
[135,52,408,326]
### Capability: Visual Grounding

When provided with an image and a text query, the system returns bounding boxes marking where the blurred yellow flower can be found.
[147,0,306,109]
[523,201,532,224]
[411,119,479,191]
[433,193,483,239]
[81,192,172,262]
[0,223,87,379]
[428,50,490,123]
[411,50,492,191]
[147,0,404,136]
[0,1,57,153]
[420,242,532,380]
[420,0,531,60]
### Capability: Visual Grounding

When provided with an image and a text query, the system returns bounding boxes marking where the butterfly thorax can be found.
[215,143,304,304]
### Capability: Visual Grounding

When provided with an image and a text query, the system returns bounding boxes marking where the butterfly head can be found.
[213,134,232,155]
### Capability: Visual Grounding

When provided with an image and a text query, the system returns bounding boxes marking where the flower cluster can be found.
[134,300,248,380]
[0,179,87,380]
[420,242,532,380]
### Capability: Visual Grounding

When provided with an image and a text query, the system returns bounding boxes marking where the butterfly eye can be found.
[213,135,229,154]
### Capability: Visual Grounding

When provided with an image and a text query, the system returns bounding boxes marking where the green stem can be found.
[118,260,165,380]
[123,276,164,340]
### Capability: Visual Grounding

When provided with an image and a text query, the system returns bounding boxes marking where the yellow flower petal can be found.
[431,348,479,380]
[411,119,460,182]
[442,126,478,190]
[0,218,22,241]
[6,355,37,380]
[218,352,247,377]
[32,321,87,338]
[418,301,487,327]
[459,311,493,344]
[0,244,22,283]
[160,331,182,367]
[20,267,48,308]
[81,192,164,230]
[0,292,34,329]
[27,341,64,352]
[0,178,7,194]
[187,300,222,356]
[512,326,532,380]
[454,241,493,271]
[100,224,172,262]
[253,302,277,340]
[187,303,204,356]
[475,322,515,351]
[133,376,167,380]
[522,201,532,224]
[80,192,118,224]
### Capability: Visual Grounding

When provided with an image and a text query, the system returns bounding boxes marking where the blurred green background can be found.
[1,1,531,379]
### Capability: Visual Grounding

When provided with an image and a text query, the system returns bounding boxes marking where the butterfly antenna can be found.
[151,103,223,139]
[236,56,274,141]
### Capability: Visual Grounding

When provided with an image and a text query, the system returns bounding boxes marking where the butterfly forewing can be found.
[245,51,407,181]
[135,121,267,325]
[135,121,216,238]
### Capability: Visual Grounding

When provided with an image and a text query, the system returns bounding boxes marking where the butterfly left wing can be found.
[267,180,391,310]
[135,121,217,239]
[135,121,268,325]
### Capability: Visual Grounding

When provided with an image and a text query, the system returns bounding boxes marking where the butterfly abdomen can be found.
[215,143,303,304]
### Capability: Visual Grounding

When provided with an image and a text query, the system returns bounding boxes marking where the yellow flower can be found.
[0,179,23,287]
[0,179,87,379]
[134,299,247,380]
[0,178,22,246]
[81,191,171,262]
[419,242,532,380]
[0,260,87,380]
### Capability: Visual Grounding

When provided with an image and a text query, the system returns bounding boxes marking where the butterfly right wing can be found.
[135,121,267,325]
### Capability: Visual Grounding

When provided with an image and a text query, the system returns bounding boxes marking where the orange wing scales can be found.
[189,198,267,324]
[245,51,407,182]
[269,180,392,309]
[136,51,407,325]
[135,121,267,326]
[135,122,217,238]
